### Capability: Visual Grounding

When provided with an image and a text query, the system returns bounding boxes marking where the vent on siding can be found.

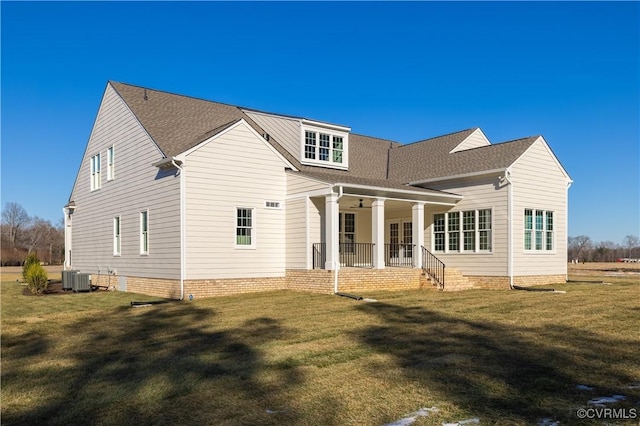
[265,201,281,209]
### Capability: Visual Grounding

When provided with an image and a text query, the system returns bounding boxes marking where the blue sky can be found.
[1,1,638,244]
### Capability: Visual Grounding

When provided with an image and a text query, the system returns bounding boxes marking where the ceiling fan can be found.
[349,199,371,209]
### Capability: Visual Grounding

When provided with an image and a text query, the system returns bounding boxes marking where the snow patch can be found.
[384,407,439,426]
[588,395,626,406]
[576,384,594,391]
[538,419,560,426]
[442,418,480,426]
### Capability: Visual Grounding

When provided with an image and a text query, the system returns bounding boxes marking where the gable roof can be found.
[108,81,557,192]
[389,131,539,183]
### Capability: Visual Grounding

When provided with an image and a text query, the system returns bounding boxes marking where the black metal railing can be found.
[422,246,445,289]
[313,243,326,269]
[312,243,374,268]
[340,243,374,267]
[385,243,415,267]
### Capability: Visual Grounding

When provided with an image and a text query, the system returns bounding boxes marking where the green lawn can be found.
[2,271,639,425]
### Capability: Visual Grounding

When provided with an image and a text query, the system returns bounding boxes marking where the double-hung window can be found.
[113,216,121,255]
[107,146,115,181]
[339,212,356,253]
[524,209,554,251]
[236,208,254,247]
[90,154,101,190]
[433,209,492,253]
[304,131,317,160]
[140,210,149,255]
[332,136,343,163]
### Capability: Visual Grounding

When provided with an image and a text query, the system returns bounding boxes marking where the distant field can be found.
[1,263,638,425]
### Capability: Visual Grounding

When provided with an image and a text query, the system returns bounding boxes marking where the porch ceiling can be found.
[338,185,462,207]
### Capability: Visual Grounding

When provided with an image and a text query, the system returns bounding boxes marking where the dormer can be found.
[243,109,350,171]
[299,119,350,170]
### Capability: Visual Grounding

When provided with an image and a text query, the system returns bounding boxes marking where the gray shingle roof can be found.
[389,131,538,182]
[109,81,539,192]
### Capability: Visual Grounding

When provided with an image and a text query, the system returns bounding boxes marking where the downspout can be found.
[171,159,186,301]
[504,168,514,289]
[565,180,573,281]
[334,185,343,294]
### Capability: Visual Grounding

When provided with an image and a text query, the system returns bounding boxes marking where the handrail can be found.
[312,243,374,268]
[422,246,445,289]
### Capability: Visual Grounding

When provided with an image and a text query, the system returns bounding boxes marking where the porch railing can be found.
[422,245,445,289]
[384,243,415,267]
[312,243,374,268]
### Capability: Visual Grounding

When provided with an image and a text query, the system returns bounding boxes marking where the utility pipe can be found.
[334,185,343,294]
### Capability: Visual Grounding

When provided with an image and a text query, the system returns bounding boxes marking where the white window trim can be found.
[234,207,256,249]
[140,210,149,255]
[90,153,101,191]
[524,208,555,254]
[432,209,494,254]
[299,124,349,170]
[107,146,115,181]
[113,215,121,256]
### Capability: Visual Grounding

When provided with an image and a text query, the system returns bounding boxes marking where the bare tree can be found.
[568,235,592,262]
[623,235,640,258]
[1,202,30,250]
[24,217,52,254]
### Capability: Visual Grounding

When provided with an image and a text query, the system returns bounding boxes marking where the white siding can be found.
[287,172,329,197]
[69,84,181,279]
[423,174,508,276]
[244,111,300,159]
[286,197,307,268]
[450,128,490,153]
[511,139,569,276]
[184,122,288,279]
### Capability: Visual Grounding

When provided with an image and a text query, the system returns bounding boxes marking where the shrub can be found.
[25,263,48,295]
[22,253,40,281]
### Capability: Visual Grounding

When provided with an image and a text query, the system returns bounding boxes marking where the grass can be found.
[1,264,639,425]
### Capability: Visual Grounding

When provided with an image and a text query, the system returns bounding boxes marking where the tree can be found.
[24,216,52,254]
[623,235,639,258]
[568,235,592,262]
[1,202,30,250]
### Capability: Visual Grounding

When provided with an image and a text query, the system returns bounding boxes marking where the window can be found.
[339,212,356,253]
[463,211,475,251]
[448,212,460,251]
[433,213,445,251]
[236,208,254,247]
[333,136,343,163]
[433,209,493,253]
[301,127,348,169]
[524,209,554,251]
[90,154,101,190]
[478,209,492,251]
[304,131,316,159]
[140,210,149,254]
[107,146,115,181]
[113,216,121,255]
[319,133,330,161]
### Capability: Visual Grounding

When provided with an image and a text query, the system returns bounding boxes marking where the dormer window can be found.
[300,121,349,170]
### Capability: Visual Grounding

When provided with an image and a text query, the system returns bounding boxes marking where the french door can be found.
[387,220,413,266]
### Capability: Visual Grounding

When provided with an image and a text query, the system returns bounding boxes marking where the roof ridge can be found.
[398,127,479,148]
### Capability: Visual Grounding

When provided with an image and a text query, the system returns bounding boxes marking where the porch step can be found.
[442,268,475,291]
[419,273,438,290]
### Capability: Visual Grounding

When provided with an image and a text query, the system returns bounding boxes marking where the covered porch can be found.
[305,183,461,282]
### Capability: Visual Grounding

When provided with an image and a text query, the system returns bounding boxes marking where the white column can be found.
[325,193,339,270]
[372,198,385,269]
[412,202,425,268]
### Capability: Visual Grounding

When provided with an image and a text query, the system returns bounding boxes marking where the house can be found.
[64,82,572,299]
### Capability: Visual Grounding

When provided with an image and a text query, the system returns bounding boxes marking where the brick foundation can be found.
[89,270,567,299]
[468,274,567,289]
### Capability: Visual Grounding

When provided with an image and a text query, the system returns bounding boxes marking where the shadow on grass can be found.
[353,302,639,423]
[2,303,305,426]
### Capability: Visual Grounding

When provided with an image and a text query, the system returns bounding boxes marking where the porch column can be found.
[372,198,385,269]
[325,192,339,270]
[412,202,425,268]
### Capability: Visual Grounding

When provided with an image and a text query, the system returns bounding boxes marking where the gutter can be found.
[503,167,514,289]
[334,185,343,294]
[154,157,186,300]
[172,159,186,301]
